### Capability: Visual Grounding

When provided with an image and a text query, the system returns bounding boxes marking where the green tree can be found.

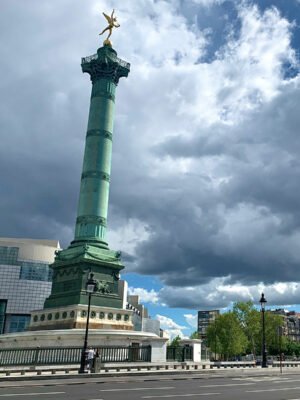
[264,312,285,355]
[207,312,247,360]
[208,302,290,360]
[190,331,199,339]
[233,301,261,356]
[285,339,300,357]
[206,319,222,360]
[169,335,181,347]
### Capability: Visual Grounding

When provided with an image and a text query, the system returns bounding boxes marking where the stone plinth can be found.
[0,329,168,363]
[28,305,133,331]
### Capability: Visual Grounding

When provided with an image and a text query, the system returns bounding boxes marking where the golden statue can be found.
[100,9,120,46]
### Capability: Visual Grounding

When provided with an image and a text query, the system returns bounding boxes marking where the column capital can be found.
[81,45,130,84]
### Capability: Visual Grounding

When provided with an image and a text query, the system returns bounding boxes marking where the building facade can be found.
[197,310,220,339]
[127,294,160,336]
[0,238,59,334]
[271,308,300,342]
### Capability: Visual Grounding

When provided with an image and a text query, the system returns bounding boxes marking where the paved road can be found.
[1,373,300,400]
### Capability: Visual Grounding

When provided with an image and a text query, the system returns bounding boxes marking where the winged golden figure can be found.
[100,9,120,44]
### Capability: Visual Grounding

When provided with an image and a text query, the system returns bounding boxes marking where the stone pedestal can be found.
[0,329,168,362]
[29,305,134,331]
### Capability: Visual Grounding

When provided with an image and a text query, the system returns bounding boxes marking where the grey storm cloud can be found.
[1,0,300,308]
[125,82,300,287]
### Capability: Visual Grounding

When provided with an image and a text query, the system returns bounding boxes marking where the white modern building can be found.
[0,238,60,334]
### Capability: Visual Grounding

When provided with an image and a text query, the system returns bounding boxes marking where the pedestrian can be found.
[87,347,95,372]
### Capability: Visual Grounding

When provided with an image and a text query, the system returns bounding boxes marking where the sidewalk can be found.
[1,366,300,388]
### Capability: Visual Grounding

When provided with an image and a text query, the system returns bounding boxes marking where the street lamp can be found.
[79,272,97,374]
[277,326,283,374]
[259,292,267,368]
[214,319,217,361]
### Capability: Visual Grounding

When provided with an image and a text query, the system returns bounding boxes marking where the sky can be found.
[1,0,300,338]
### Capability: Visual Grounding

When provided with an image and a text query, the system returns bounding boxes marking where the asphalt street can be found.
[1,373,300,400]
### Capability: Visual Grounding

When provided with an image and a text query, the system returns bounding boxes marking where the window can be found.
[0,246,19,265]
[0,300,7,334]
[7,315,30,333]
[19,262,52,282]
[0,246,52,282]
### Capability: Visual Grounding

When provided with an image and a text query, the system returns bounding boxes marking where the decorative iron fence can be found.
[95,345,151,363]
[0,345,151,366]
[167,346,193,362]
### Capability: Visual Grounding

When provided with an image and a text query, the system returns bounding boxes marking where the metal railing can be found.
[96,345,151,363]
[0,345,151,366]
[81,53,98,64]
[167,346,193,362]
[0,347,82,366]
[81,53,130,70]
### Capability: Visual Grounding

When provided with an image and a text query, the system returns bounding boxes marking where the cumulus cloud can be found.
[184,314,198,329]
[156,314,187,338]
[1,0,300,310]
[128,287,159,304]
[160,280,300,309]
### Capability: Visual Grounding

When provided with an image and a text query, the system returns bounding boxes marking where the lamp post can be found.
[259,292,267,368]
[79,272,97,374]
[214,319,217,361]
[277,326,283,374]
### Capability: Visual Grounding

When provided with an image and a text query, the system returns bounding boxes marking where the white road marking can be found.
[233,377,290,381]
[142,394,220,398]
[100,386,175,392]
[247,386,300,393]
[200,383,255,388]
[0,392,65,397]
[232,376,300,382]
[237,378,300,384]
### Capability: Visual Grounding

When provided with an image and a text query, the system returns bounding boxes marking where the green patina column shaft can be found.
[43,44,130,313]
[74,45,130,247]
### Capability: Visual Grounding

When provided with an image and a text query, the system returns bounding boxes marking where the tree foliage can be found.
[169,335,181,347]
[233,301,261,356]
[206,312,247,360]
[206,301,291,359]
[190,331,199,339]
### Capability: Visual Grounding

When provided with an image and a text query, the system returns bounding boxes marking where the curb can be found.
[0,367,300,386]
